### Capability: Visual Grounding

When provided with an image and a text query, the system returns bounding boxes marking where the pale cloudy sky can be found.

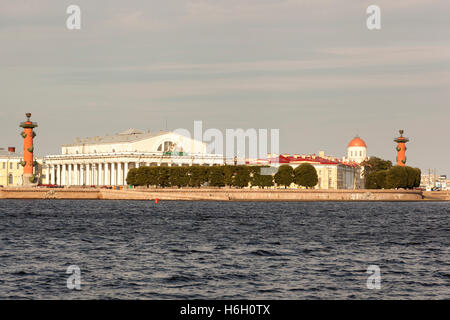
[0,0,449,173]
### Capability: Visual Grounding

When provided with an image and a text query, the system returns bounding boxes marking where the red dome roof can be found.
[348,137,367,148]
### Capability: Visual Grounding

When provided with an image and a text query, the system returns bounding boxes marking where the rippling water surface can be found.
[0,200,448,299]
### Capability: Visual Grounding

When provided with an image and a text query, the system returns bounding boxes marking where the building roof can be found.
[257,154,359,168]
[0,148,22,158]
[347,136,367,148]
[62,129,170,147]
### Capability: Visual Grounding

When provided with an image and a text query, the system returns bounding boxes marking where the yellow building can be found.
[0,147,44,187]
[0,147,23,186]
[253,153,362,190]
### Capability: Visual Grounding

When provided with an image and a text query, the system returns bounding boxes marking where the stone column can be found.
[93,164,97,186]
[98,163,103,186]
[74,164,79,186]
[124,162,129,186]
[105,163,110,185]
[56,164,61,185]
[117,162,123,185]
[61,164,66,186]
[92,164,96,186]
[68,164,73,186]
[86,163,91,186]
[111,163,116,186]
[50,165,56,185]
[78,164,82,186]
[80,164,85,186]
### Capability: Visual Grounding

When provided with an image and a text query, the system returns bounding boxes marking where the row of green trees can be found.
[274,164,318,188]
[361,157,421,189]
[126,163,319,189]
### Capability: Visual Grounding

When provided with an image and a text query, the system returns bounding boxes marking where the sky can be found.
[0,0,449,174]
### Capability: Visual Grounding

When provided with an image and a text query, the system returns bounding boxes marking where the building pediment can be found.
[61,130,206,155]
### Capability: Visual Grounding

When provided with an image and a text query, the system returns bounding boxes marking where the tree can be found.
[294,163,318,188]
[385,165,421,189]
[249,166,273,189]
[251,173,274,188]
[188,166,208,187]
[208,166,225,187]
[223,165,235,187]
[413,168,421,188]
[405,166,417,189]
[248,166,261,177]
[232,165,250,188]
[137,166,152,187]
[157,167,171,187]
[134,167,147,186]
[365,169,388,189]
[361,157,392,174]
[361,157,393,189]
[146,167,160,186]
[169,167,188,188]
[385,166,408,189]
[374,170,388,189]
[126,168,138,186]
[274,165,294,188]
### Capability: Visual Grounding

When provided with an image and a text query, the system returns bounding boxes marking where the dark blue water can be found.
[0,200,448,299]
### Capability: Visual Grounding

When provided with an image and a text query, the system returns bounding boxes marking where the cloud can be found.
[0,1,53,17]
[102,10,168,31]
[67,68,447,102]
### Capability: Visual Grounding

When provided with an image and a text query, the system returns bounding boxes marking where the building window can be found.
[8,174,13,185]
[2,162,5,169]
[9,163,12,169]
[17,163,20,169]
[158,141,175,152]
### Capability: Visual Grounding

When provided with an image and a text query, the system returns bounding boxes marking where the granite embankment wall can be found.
[0,188,423,201]
[423,191,450,201]
[0,188,101,200]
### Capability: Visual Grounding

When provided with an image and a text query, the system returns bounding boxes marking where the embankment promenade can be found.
[0,187,431,201]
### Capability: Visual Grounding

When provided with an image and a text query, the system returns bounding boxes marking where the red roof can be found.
[256,155,359,168]
[347,137,367,148]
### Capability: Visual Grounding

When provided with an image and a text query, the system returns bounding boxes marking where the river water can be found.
[0,200,448,299]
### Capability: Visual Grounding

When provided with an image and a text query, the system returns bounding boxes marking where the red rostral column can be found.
[20,113,38,185]
[394,129,409,166]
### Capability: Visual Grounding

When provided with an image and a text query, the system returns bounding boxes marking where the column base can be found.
[21,174,39,187]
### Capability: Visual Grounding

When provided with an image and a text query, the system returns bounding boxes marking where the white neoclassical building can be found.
[343,136,367,164]
[43,129,225,186]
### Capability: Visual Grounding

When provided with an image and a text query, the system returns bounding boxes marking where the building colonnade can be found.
[44,154,226,186]
[49,162,132,186]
